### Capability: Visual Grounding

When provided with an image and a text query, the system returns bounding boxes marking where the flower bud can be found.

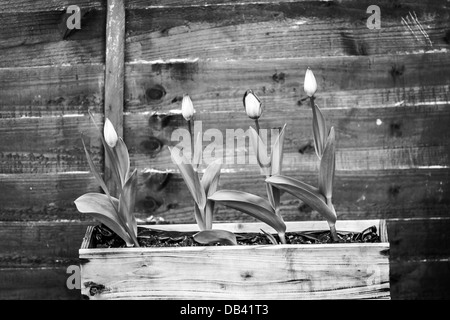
[181,94,195,121]
[104,118,118,148]
[243,90,262,120]
[304,68,317,97]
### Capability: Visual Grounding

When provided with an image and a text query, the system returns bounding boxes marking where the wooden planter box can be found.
[79,220,390,300]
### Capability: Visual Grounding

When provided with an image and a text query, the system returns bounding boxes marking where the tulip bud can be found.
[304,68,317,97]
[181,94,195,121]
[104,118,118,148]
[243,90,262,120]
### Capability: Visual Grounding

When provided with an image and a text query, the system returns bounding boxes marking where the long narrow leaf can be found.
[208,190,286,235]
[193,229,237,245]
[204,201,214,230]
[81,138,111,199]
[74,193,134,246]
[201,159,222,197]
[201,159,222,230]
[248,126,271,172]
[114,137,131,186]
[270,124,286,176]
[193,132,203,169]
[312,102,327,159]
[266,175,337,224]
[194,203,206,230]
[88,111,122,193]
[319,127,336,199]
[169,146,206,210]
[118,169,139,246]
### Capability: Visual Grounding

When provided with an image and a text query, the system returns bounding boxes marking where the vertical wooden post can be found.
[104,0,125,196]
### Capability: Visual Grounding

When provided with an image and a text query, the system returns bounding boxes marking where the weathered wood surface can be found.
[79,221,390,300]
[1,218,448,299]
[104,0,125,195]
[1,0,449,300]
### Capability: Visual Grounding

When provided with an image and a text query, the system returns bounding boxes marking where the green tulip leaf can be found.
[266,175,337,224]
[249,126,271,170]
[312,102,327,160]
[118,169,139,246]
[193,229,237,245]
[74,193,134,246]
[319,127,336,199]
[169,146,207,210]
[208,190,286,236]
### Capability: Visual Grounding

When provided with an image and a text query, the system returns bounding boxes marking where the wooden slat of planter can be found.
[124,53,450,112]
[0,64,104,112]
[130,220,387,240]
[79,221,390,300]
[124,4,449,61]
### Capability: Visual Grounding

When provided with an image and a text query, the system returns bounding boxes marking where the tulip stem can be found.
[188,119,194,162]
[254,119,260,136]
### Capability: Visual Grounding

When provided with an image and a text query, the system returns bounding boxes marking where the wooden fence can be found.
[0,0,449,299]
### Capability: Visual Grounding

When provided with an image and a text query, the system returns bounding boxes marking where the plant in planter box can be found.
[168,94,237,245]
[74,113,139,247]
[208,90,288,244]
[266,68,340,242]
[77,70,390,300]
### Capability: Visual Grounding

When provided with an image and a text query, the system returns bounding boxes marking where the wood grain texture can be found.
[1,218,448,299]
[0,221,93,266]
[0,64,104,112]
[132,168,450,223]
[0,267,81,300]
[124,3,450,61]
[0,114,103,174]
[104,0,125,196]
[0,173,99,213]
[80,221,390,300]
[124,53,450,112]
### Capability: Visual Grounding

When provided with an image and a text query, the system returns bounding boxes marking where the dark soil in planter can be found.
[92,224,381,249]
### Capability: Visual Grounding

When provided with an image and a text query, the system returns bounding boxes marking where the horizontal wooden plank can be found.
[124,53,450,111]
[0,9,105,50]
[0,267,81,300]
[0,114,103,174]
[0,39,105,68]
[124,104,450,169]
[390,260,450,299]
[3,0,446,12]
[133,168,450,222]
[80,241,390,299]
[3,53,449,111]
[387,218,450,260]
[125,3,450,61]
[0,221,92,265]
[0,1,103,12]
[0,173,99,212]
[125,0,449,10]
[2,104,448,173]
[0,64,104,112]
